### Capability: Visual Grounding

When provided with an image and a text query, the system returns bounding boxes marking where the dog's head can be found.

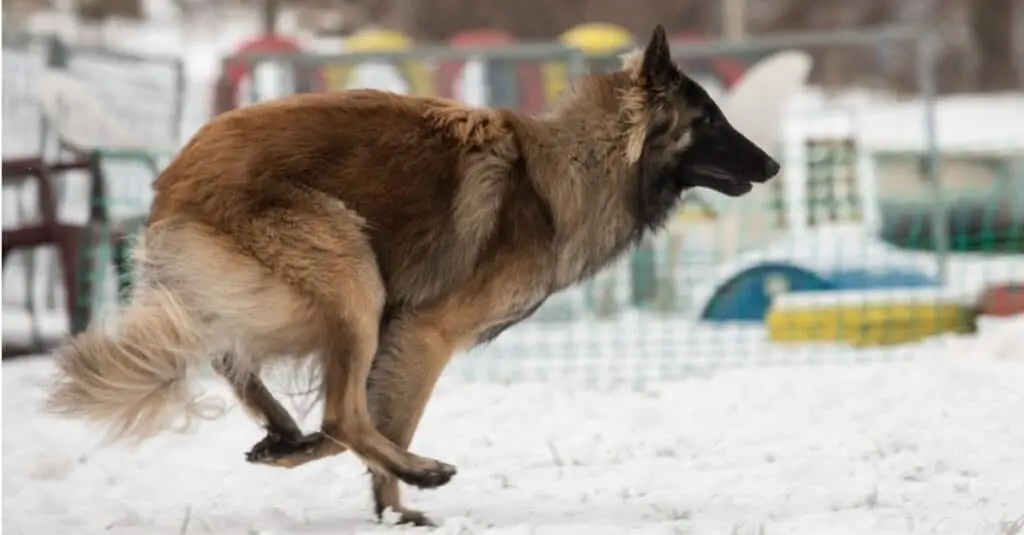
[622,25,780,209]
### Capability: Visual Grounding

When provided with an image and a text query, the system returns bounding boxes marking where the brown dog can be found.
[44,24,779,526]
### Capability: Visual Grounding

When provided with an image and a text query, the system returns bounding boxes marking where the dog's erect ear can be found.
[641,24,676,90]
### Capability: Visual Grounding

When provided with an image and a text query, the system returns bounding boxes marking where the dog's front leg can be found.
[366,313,459,527]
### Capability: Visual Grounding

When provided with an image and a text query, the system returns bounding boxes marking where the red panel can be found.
[216,35,323,114]
[670,32,748,90]
[977,284,1024,317]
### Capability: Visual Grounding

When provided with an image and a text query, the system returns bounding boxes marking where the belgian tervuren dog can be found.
[45,24,779,526]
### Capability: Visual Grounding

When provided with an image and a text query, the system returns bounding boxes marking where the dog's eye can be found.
[698,114,714,126]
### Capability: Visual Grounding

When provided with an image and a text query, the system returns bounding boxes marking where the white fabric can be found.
[35,69,176,154]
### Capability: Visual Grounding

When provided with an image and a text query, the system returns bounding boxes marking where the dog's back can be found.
[152,91,495,222]
[149,90,540,304]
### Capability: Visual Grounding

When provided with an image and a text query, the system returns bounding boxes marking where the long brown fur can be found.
[44,25,779,527]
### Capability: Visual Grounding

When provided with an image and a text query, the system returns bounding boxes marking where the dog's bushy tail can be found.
[44,283,223,444]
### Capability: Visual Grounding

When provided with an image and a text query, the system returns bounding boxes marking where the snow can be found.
[3,318,1024,535]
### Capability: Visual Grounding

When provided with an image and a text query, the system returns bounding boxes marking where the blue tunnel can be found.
[698,261,937,322]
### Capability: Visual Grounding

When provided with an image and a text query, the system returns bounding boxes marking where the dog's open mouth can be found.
[692,165,755,197]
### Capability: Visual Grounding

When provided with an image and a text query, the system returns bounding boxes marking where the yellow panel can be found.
[345,29,413,51]
[543,23,634,103]
[766,300,976,346]
[326,29,433,95]
[560,23,634,53]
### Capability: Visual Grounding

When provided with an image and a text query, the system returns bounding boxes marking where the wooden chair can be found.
[2,154,98,349]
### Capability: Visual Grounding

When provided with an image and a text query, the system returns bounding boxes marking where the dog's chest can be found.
[466,244,558,347]
[472,294,550,346]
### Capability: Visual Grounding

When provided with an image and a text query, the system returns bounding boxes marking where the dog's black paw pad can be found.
[245,431,321,464]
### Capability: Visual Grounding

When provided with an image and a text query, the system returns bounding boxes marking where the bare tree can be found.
[261,0,280,34]
[968,0,1019,91]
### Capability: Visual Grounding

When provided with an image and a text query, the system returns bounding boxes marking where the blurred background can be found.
[4,0,1023,92]
[2,0,1023,382]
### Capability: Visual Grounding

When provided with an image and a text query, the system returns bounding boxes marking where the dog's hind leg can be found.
[231,189,455,489]
[250,314,456,490]
[210,353,311,461]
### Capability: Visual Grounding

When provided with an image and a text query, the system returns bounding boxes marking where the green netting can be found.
[878,158,1024,253]
[76,149,172,332]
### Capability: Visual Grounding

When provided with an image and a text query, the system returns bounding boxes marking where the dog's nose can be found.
[764,158,781,178]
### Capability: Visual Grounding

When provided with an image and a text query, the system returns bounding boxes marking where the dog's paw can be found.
[397,509,437,527]
[379,505,438,527]
[394,458,458,489]
[245,431,323,468]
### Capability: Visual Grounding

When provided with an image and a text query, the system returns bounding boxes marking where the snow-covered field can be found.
[3,318,1023,535]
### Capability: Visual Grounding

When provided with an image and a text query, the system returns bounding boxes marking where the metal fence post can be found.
[171,58,186,142]
[563,48,589,89]
[916,27,949,284]
[44,34,69,69]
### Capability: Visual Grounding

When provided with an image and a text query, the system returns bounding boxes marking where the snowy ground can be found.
[3,319,1024,535]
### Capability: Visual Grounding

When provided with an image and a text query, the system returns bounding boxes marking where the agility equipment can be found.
[766,287,976,347]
